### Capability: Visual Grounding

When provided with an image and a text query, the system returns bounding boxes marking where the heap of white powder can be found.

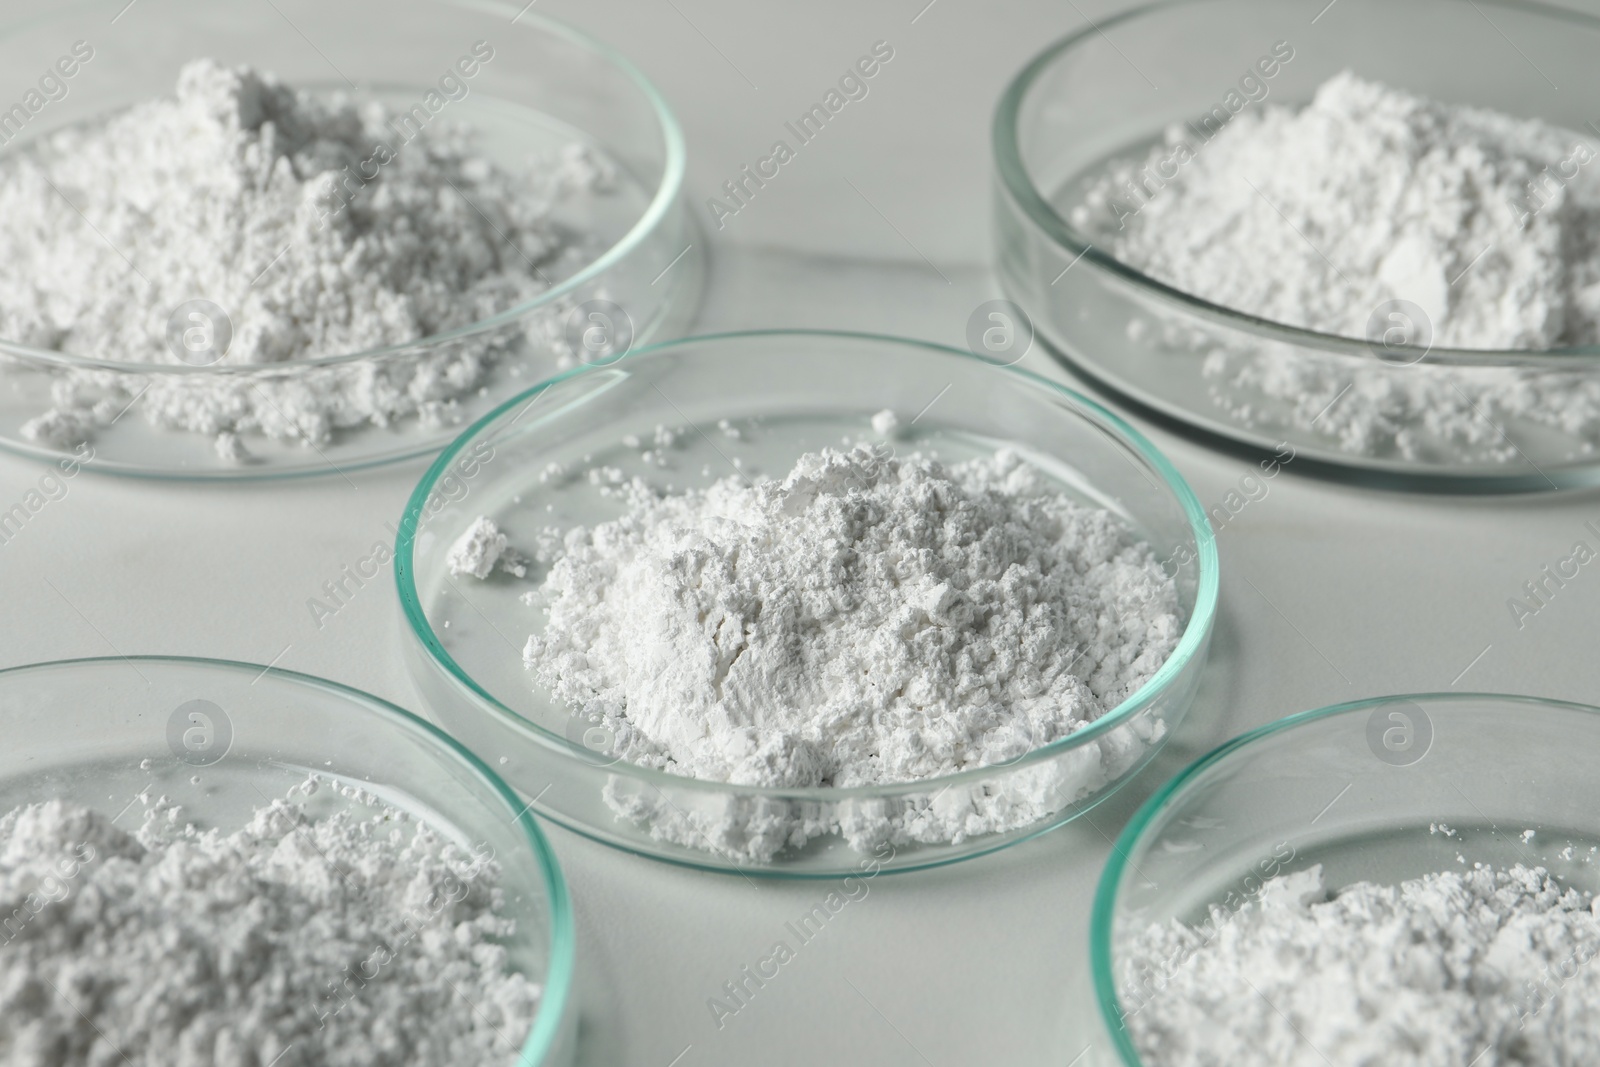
[518,442,1182,859]
[0,786,541,1067]
[1075,72,1600,461]
[1123,864,1600,1067]
[6,59,605,455]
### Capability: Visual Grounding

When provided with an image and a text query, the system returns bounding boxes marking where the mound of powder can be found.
[1075,72,1600,462]
[1080,71,1600,347]
[521,443,1181,829]
[0,787,541,1067]
[1123,864,1600,1067]
[7,58,605,453]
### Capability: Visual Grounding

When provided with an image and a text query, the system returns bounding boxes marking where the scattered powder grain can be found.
[1123,864,1600,1067]
[6,59,606,455]
[520,442,1183,860]
[0,786,540,1067]
[1075,72,1600,462]
[447,516,527,580]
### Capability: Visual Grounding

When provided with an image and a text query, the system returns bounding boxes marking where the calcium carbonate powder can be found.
[0,785,540,1067]
[516,441,1182,861]
[1124,864,1600,1067]
[7,58,605,457]
[1077,72,1600,462]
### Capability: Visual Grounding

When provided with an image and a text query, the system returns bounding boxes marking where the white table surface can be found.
[4,1,1600,1064]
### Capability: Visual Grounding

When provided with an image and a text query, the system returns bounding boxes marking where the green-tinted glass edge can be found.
[0,0,688,374]
[1088,690,1600,1066]
[395,328,1218,806]
[990,0,1600,366]
[0,654,576,1067]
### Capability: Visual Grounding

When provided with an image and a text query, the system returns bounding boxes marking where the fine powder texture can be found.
[8,59,602,454]
[1123,864,1600,1067]
[1075,72,1600,462]
[521,443,1182,859]
[1082,71,1600,348]
[0,787,540,1067]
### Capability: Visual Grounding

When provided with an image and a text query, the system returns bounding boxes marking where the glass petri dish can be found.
[395,329,1218,877]
[0,655,575,1067]
[994,0,1600,491]
[1082,693,1600,1066]
[0,0,701,479]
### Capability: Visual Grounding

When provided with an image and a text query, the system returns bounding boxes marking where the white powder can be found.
[521,442,1182,860]
[448,516,526,580]
[0,785,540,1067]
[7,59,604,456]
[1123,864,1600,1067]
[1076,72,1600,462]
[1083,72,1600,348]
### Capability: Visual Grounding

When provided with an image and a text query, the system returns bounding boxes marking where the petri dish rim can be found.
[1087,691,1600,1067]
[0,0,689,376]
[0,653,576,1067]
[991,0,1600,369]
[394,327,1220,807]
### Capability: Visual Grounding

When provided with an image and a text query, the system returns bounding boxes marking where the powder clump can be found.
[448,515,527,579]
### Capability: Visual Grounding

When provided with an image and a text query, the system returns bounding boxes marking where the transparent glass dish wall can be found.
[397,331,1217,877]
[0,0,700,478]
[1067,694,1600,1066]
[994,0,1600,490]
[0,656,577,1066]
